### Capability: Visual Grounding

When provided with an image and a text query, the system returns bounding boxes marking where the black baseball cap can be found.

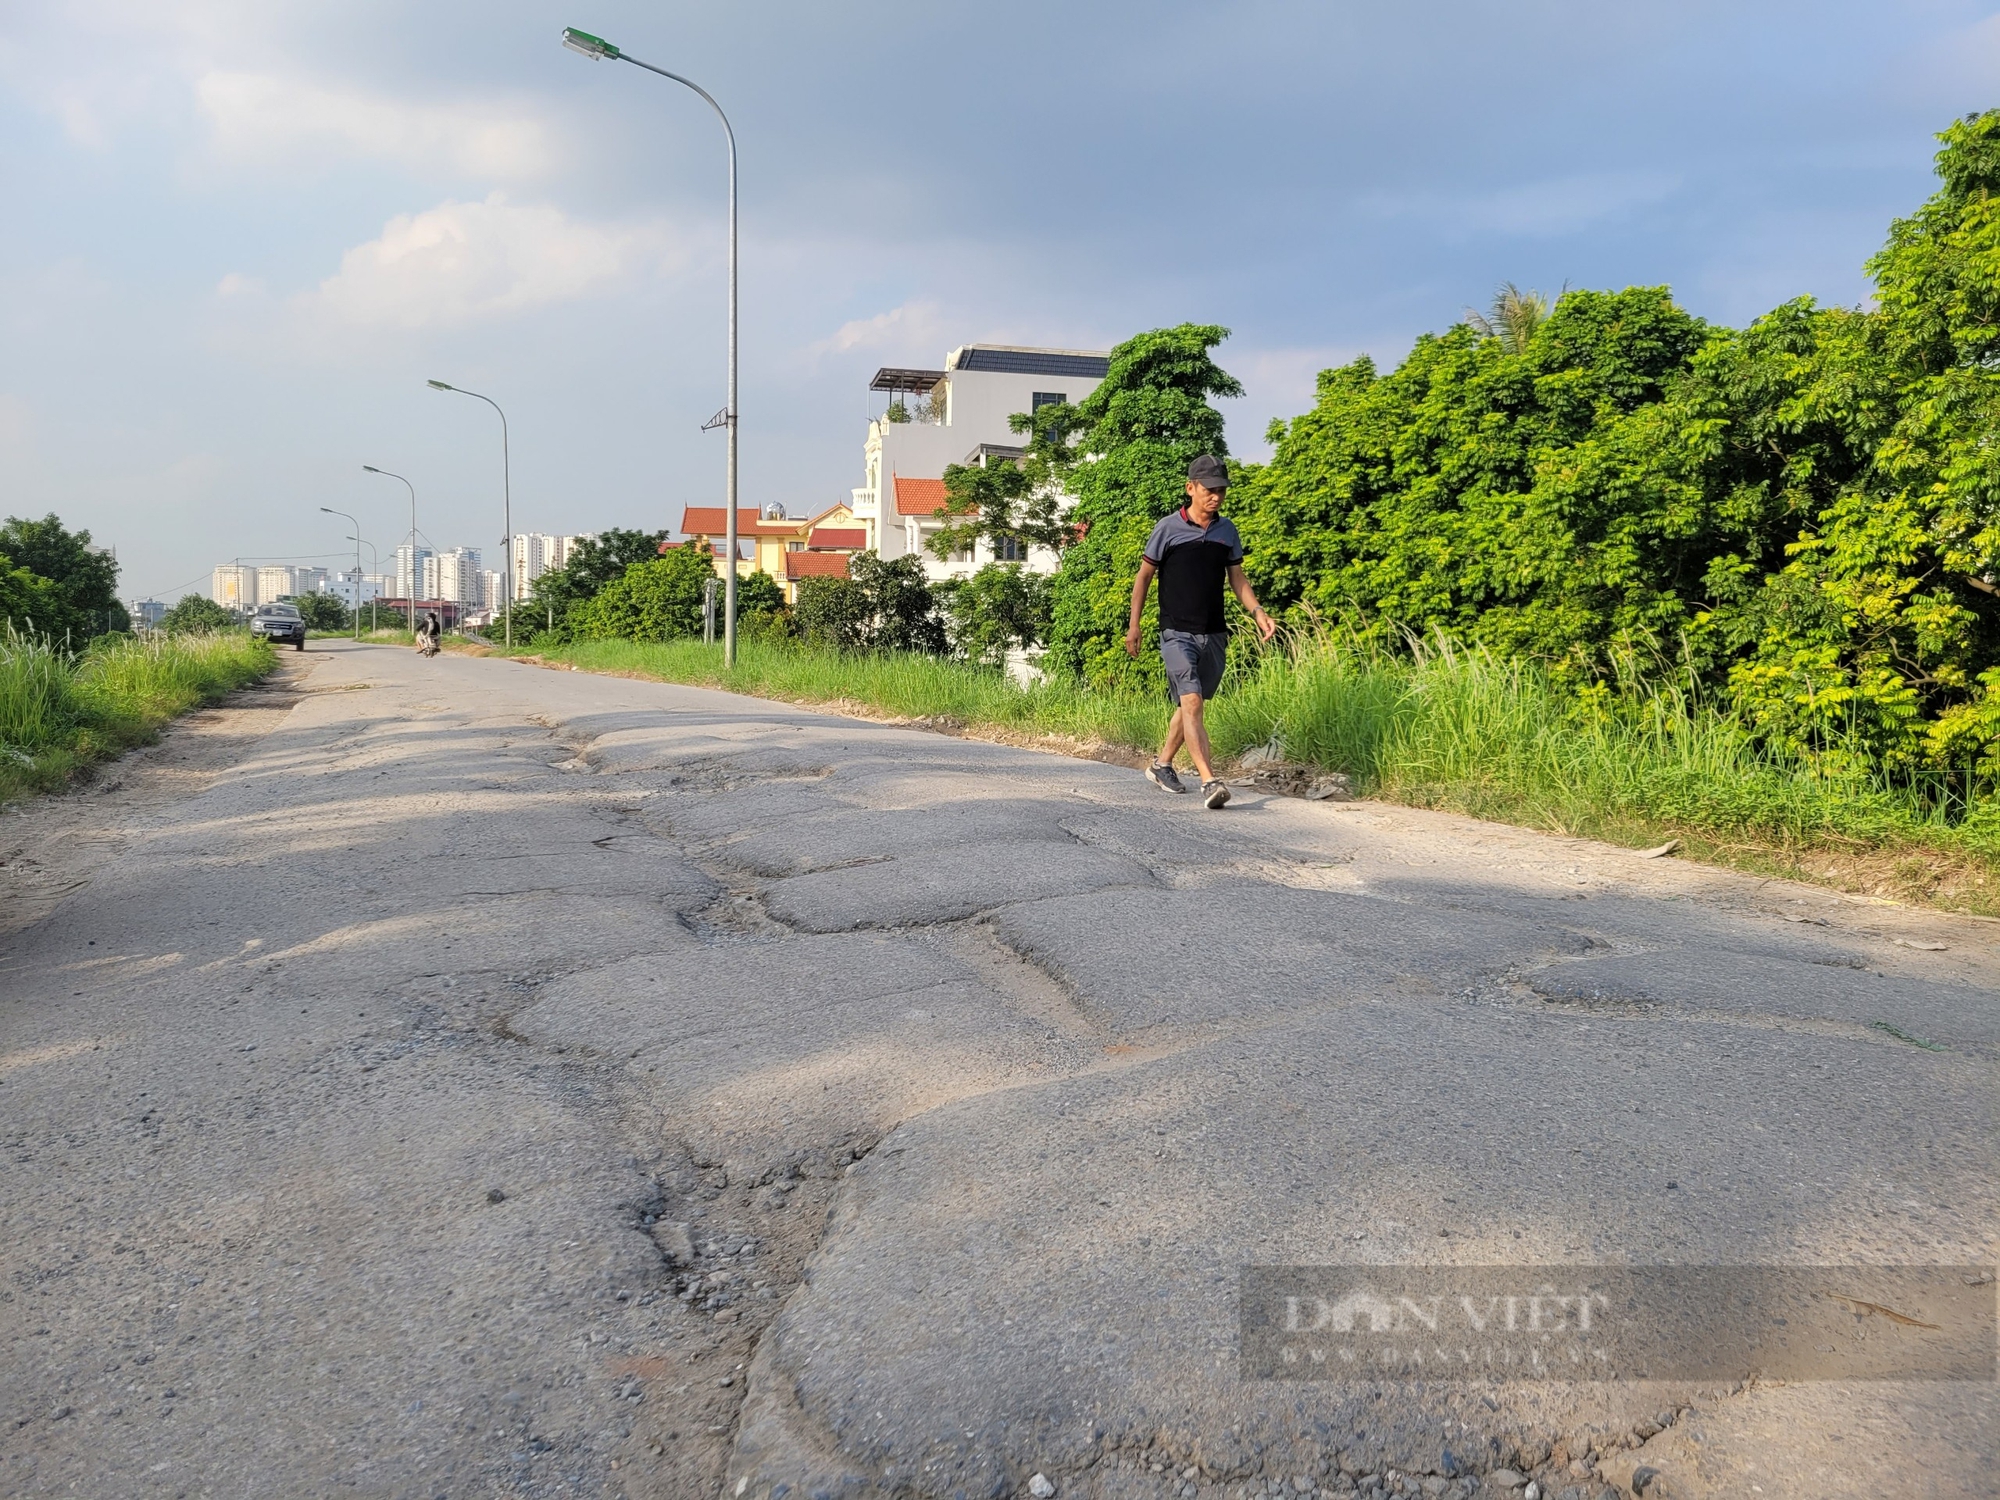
[1187,454,1229,490]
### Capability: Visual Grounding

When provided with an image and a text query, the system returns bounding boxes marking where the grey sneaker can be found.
[1145,761,1187,794]
[1202,779,1231,810]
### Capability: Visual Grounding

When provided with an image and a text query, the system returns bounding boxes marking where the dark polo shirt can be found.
[1143,508,1244,634]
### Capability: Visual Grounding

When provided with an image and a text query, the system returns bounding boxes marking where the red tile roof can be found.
[681,506,801,538]
[785,551,850,580]
[893,476,949,516]
[807,527,865,550]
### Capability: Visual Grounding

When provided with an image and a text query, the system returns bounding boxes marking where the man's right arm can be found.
[1125,560,1157,657]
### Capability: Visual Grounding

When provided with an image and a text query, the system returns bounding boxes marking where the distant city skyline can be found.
[7,2,1999,604]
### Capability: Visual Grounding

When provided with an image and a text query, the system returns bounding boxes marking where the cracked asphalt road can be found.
[2,640,1994,1500]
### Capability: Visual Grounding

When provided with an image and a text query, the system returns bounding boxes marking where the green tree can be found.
[160,594,238,634]
[929,400,1085,564]
[0,554,63,638]
[794,574,871,651]
[1220,111,2000,775]
[525,528,671,641]
[294,593,352,633]
[1043,324,1243,685]
[1235,286,1724,673]
[795,551,945,654]
[1466,282,1559,354]
[939,564,1052,667]
[573,545,718,641]
[850,551,946,654]
[733,568,785,626]
[0,514,128,639]
[1757,109,2000,770]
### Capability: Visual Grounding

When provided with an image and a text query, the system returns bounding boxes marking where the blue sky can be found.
[3,1,1997,604]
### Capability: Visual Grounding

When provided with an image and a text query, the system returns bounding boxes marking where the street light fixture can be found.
[319,506,365,640]
[560,25,741,664]
[352,539,381,634]
[427,380,514,647]
[362,465,418,632]
[344,533,381,635]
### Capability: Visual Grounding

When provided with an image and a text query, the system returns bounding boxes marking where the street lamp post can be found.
[428,380,513,647]
[319,506,365,640]
[362,465,418,632]
[346,536,381,634]
[560,26,740,664]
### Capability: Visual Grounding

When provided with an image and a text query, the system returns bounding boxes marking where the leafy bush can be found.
[795,552,946,654]
[1035,114,2000,786]
[574,545,718,641]
[733,568,786,627]
[0,554,63,638]
[1200,111,2000,780]
[294,593,352,632]
[793,574,871,651]
[0,514,128,640]
[161,595,238,635]
[939,564,1051,667]
[524,528,671,643]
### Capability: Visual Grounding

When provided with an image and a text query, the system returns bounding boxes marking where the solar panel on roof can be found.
[950,349,1110,378]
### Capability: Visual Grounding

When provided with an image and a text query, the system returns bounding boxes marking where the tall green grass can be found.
[0,631,275,801]
[1215,630,1999,855]
[523,628,2000,899]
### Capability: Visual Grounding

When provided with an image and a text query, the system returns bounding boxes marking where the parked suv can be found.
[250,602,307,651]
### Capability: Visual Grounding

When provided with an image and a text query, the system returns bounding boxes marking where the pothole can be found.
[599,1135,877,1496]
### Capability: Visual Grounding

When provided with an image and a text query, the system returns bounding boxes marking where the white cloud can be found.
[294,194,682,330]
[808,299,948,358]
[194,70,556,179]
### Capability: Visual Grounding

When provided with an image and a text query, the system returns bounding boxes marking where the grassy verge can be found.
[505,632,2000,916]
[0,631,275,803]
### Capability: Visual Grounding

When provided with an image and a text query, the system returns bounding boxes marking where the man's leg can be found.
[1178,694,1216,783]
[1158,708,1186,768]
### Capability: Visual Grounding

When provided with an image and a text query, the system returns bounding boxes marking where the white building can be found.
[331,569,380,608]
[246,565,329,602]
[423,548,484,609]
[393,544,433,602]
[211,565,255,609]
[849,344,1109,584]
[510,532,595,599]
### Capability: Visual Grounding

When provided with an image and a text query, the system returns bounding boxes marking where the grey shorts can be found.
[1160,629,1226,705]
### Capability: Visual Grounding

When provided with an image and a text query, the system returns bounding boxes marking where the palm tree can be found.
[1466,282,1560,354]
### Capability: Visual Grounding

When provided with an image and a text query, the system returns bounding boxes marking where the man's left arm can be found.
[1227,564,1278,642]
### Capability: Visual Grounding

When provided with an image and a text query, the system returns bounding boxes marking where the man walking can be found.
[1125,454,1277,809]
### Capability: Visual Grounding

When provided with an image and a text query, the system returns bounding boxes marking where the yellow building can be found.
[676,503,862,601]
